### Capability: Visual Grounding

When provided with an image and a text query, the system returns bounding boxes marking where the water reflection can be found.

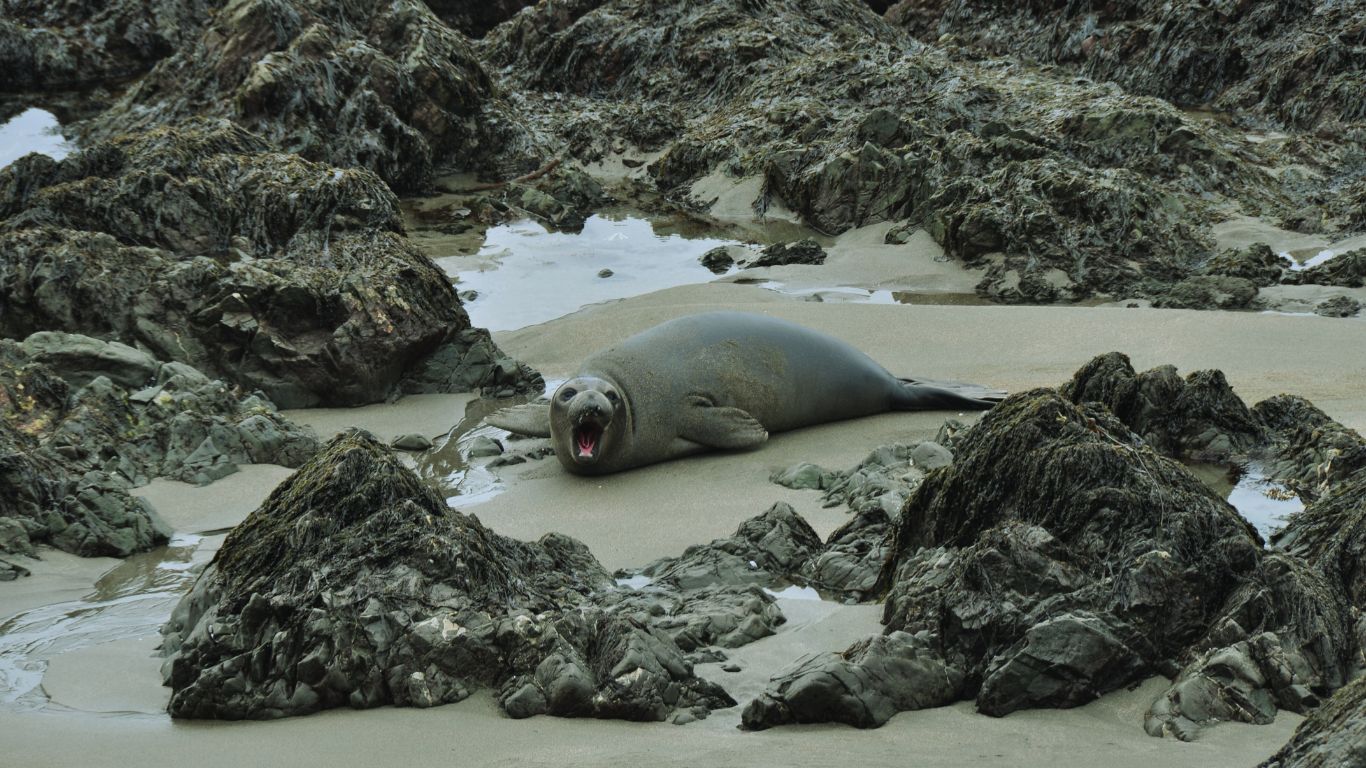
[0,108,73,170]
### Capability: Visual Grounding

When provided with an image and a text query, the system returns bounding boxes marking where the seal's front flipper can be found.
[679,397,768,450]
[485,402,552,437]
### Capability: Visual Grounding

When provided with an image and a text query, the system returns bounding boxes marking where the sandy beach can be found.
[6,264,1360,764]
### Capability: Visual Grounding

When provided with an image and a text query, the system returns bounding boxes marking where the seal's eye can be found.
[605,391,619,404]
[559,388,577,401]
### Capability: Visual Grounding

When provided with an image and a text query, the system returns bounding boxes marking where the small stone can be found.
[458,290,480,302]
[468,435,504,457]
[597,268,614,278]
[721,663,742,673]
[390,434,434,452]
[699,246,736,274]
[910,442,953,470]
[770,462,828,490]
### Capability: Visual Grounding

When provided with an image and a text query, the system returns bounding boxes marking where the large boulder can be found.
[1259,676,1366,768]
[0,121,538,407]
[161,430,735,721]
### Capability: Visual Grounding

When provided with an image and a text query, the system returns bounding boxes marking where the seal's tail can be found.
[893,377,1005,411]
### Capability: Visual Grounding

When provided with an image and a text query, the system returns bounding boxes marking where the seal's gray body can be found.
[491,312,1001,475]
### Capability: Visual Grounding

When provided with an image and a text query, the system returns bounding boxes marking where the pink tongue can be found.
[577,432,595,457]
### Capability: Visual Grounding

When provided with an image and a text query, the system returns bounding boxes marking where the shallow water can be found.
[1226,465,1304,539]
[0,534,205,710]
[751,281,993,306]
[439,215,745,331]
[0,108,73,170]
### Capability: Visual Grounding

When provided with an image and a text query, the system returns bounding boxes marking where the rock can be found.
[0,336,315,558]
[467,436,505,457]
[1151,275,1259,310]
[801,507,891,599]
[80,0,513,192]
[391,434,434,452]
[162,430,734,721]
[1,557,32,581]
[1284,250,1366,289]
[422,0,535,38]
[1272,468,1366,609]
[769,462,831,491]
[699,246,736,274]
[597,269,614,278]
[1252,395,1366,496]
[0,122,538,407]
[741,631,963,730]
[1203,244,1291,287]
[1062,351,1264,460]
[1313,296,1361,318]
[743,239,828,269]
[1259,676,1366,768]
[639,502,824,590]
[909,441,953,470]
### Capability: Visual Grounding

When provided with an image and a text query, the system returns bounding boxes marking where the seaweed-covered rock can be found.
[1151,275,1259,310]
[0,0,213,91]
[1253,395,1366,495]
[743,239,828,269]
[637,502,824,590]
[162,430,733,721]
[1062,351,1265,460]
[0,334,316,557]
[422,0,536,38]
[875,389,1299,720]
[1273,469,1366,610]
[82,0,512,190]
[1285,249,1366,289]
[1259,676,1366,768]
[0,121,537,407]
[1202,244,1291,287]
[741,631,963,730]
[887,2,1366,131]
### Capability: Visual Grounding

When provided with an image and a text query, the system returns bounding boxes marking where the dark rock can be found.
[639,502,824,590]
[741,631,964,730]
[1313,296,1362,318]
[422,0,536,37]
[1202,244,1291,287]
[1253,395,1366,496]
[1259,676,1366,768]
[390,434,434,452]
[0,335,316,558]
[699,246,736,274]
[162,430,734,721]
[597,269,614,278]
[595,585,786,651]
[80,0,511,192]
[1062,351,1265,460]
[1273,469,1366,610]
[743,239,828,269]
[0,121,537,407]
[802,507,891,599]
[1151,276,1259,310]
[975,263,1062,305]
[1284,250,1366,289]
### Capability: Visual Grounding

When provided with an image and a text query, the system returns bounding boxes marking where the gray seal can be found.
[488,311,1002,475]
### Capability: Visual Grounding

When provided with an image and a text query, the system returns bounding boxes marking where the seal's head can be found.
[550,376,630,473]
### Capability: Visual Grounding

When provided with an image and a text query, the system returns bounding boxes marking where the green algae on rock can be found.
[1259,675,1366,768]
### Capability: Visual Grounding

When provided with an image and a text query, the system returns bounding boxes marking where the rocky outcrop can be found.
[0,332,316,558]
[886,1,1366,131]
[81,0,517,191]
[0,0,213,91]
[0,121,538,408]
[1061,351,1265,460]
[1259,676,1366,768]
[743,239,828,269]
[162,430,734,721]
[1253,395,1366,496]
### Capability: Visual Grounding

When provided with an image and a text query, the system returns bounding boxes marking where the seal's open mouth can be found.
[573,422,604,459]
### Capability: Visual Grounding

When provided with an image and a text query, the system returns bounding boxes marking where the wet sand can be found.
[10,232,1366,765]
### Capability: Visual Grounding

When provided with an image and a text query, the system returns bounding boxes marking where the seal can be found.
[487,311,1003,475]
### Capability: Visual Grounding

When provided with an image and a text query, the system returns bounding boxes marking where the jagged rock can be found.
[743,239,828,269]
[801,507,891,598]
[975,263,1063,305]
[80,0,515,191]
[0,121,538,407]
[699,246,736,274]
[769,462,832,491]
[1151,275,1259,310]
[885,2,1366,131]
[638,502,824,590]
[741,631,964,730]
[1273,469,1366,610]
[422,0,536,37]
[0,335,316,557]
[1253,395,1366,496]
[0,0,213,91]
[1062,351,1265,460]
[161,430,734,721]
[596,585,786,651]
[876,388,1270,720]
[1203,244,1291,287]
[1259,676,1366,768]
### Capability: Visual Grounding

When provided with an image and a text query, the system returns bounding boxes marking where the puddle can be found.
[763,585,824,601]
[1281,248,1339,271]
[410,381,560,507]
[1189,462,1304,539]
[0,534,205,710]
[438,215,745,331]
[751,281,992,306]
[614,575,653,590]
[0,108,74,170]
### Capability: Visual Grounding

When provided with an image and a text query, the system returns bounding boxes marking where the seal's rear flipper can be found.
[485,402,552,437]
[679,400,769,450]
[896,377,1006,410]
